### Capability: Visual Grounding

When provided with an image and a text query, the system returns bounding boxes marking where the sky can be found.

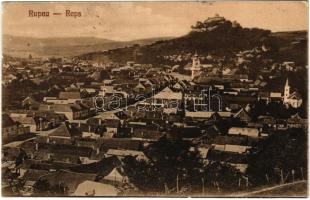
[2,2,308,41]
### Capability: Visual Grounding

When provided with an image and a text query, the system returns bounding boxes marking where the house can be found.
[22,96,39,109]
[39,103,90,121]
[35,151,83,165]
[75,138,98,150]
[270,92,282,102]
[3,73,18,83]
[59,91,82,99]
[73,181,118,196]
[258,115,286,130]
[2,114,29,142]
[105,149,148,161]
[98,138,142,151]
[228,127,260,138]
[152,87,182,109]
[35,170,97,194]
[172,82,184,91]
[206,149,248,164]
[212,135,254,146]
[234,108,251,122]
[10,111,67,132]
[34,143,93,164]
[185,111,231,121]
[11,116,37,132]
[12,114,60,132]
[103,167,129,185]
[90,114,120,136]
[35,112,67,127]
[71,122,107,139]
[287,113,308,129]
[3,114,18,137]
[131,129,163,140]
[37,123,82,145]
[213,144,251,154]
[133,82,147,93]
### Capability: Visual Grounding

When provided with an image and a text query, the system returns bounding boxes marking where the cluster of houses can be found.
[2,52,307,196]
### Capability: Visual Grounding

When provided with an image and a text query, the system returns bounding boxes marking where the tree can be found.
[247,128,307,186]
[33,179,50,195]
[123,136,204,193]
[204,161,244,192]
[33,179,68,196]
[123,137,248,194]
[100,70,110,81]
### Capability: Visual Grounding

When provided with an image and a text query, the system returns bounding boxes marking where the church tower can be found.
[284,78,290,103]
[191,52,201,80]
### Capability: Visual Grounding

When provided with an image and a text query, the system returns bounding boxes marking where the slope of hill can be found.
[268,31,307,65]
[77,16,273,64]
[2,35,173,58]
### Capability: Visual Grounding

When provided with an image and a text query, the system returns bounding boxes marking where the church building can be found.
[283,78,302,108]
[191,52,202,80]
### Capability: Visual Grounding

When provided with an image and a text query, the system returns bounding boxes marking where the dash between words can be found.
[28,10,82,18]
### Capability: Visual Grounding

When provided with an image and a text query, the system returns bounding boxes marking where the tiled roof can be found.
[48,124,73,138]
[59,91,82,99]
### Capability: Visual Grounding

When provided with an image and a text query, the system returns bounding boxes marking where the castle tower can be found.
[284,78,290,103]
[191,52,201,80]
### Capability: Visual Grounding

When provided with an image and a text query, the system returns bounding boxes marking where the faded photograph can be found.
[2,1,308,197]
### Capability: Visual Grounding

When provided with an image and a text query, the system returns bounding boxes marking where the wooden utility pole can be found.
[292,170,295,183]
[201,177,205,196]
[176,174,179,194]
[216,181,220,192]
[301,167,304,180]
[280,169,284,184]
[265,174,270,183]
[284,172,290,183]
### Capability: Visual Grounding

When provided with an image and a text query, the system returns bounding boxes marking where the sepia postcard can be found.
[1,1,308,197]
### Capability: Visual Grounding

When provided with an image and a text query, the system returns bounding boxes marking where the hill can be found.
[2,35,173,58]
[76,16,307,66]
[76,16,271,63]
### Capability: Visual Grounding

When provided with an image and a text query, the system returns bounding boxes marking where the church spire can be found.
[284,77,290,103]
[194,50,198,57]
[285,78,289,87]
